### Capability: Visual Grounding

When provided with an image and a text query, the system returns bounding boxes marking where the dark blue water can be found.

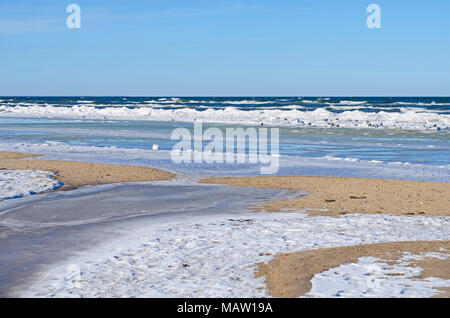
[1,96,449,113]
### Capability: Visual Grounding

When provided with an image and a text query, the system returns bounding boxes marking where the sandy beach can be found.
[202,176,450,217]
[0,151,449,298]
[2,0,450,301]
[0,152,175,191]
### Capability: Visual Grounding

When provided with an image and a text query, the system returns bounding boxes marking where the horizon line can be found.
[2,95,450,98]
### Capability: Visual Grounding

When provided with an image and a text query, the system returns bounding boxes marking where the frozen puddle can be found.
[21,212,450,298]
[0,170,62,201]
[0,179,296,297]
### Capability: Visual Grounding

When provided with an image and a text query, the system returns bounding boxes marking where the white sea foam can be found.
[337,100,368,105]
[221,100,274,105]
[0,104,449,131]
[0,170,62,200]
[20,212,449,298]
[393,101,450,106]
[324,105,374,110]
[143,99,275,105]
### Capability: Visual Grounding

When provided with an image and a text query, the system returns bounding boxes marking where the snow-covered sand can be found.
[21,212,450,298]
[0,170,62,200]
[308,252,450,298]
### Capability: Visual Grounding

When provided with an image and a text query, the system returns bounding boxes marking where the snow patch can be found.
[0,170,63,200]
[21,212,450,298]
[308,252,450,298]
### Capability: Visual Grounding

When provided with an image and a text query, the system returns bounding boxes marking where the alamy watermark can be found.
[171,122,280,174]
[367,4,381,29]
[66,4,81,29]
[66,4,381,30]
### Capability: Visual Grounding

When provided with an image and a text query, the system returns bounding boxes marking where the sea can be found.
[0,96,449,296]
[0,96,449,181]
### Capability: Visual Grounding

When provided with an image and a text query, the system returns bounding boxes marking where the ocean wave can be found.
[143,99,276,105]
[393,101,450,106]
[144,98,184,104]
[337,100,368,105]
[325,105,374,110]
[0,104,449,131]
[221,100,274,105]
[399,107,450,114]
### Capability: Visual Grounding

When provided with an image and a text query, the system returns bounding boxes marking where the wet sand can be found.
[0,152,175,190]
[255,240,450,298]
[202,176,450,217]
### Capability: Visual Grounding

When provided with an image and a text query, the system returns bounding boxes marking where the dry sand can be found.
[202,176,450,217]
[255,240,450,298]
[0,152,175,190]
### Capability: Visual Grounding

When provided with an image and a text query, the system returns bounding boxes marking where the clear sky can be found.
[1,0,449,96]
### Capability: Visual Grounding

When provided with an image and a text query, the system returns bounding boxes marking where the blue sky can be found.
[1,0,449,96]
